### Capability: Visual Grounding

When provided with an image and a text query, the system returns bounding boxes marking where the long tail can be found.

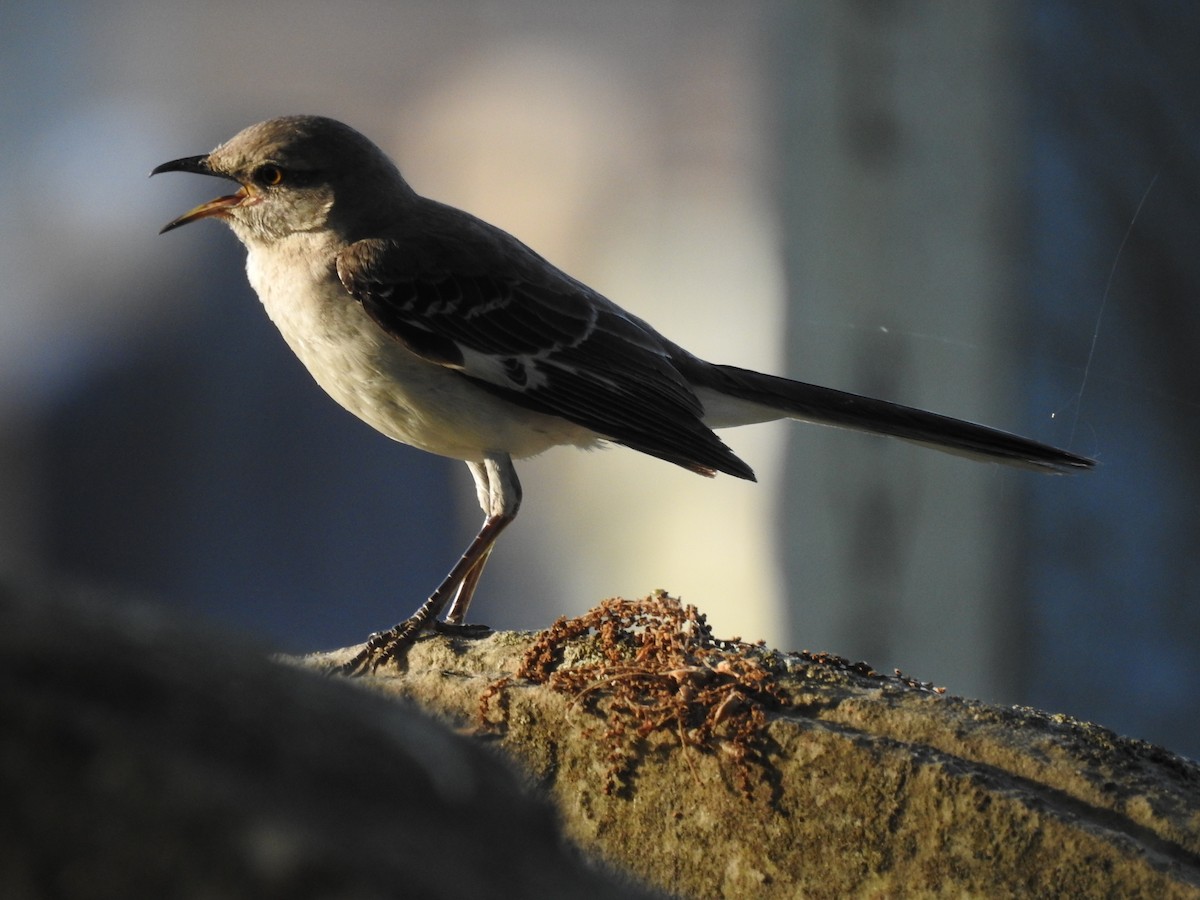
[698,363,1095,474]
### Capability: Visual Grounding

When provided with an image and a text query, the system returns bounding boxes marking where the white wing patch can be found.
[457,346,551,392]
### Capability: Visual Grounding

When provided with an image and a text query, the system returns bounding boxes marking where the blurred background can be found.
[1,2,1197,759]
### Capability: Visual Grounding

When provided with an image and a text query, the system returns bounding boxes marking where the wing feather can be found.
[335,208,754,480]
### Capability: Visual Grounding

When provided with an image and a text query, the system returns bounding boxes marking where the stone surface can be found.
[6,568,1197,899]
[299,623,1200,899]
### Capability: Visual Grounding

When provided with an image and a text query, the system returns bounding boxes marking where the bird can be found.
[151,115,1094,674]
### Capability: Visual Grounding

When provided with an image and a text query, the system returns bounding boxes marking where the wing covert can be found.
[336,230,754,480]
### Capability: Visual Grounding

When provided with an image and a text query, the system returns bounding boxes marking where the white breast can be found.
[243,235,597,462]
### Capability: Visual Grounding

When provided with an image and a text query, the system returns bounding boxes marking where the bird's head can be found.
[152,115,413,245]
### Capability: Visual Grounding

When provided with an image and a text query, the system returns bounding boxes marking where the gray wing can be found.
[335,214,754,480]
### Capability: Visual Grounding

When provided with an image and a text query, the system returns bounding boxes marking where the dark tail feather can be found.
[709,364,1095,474]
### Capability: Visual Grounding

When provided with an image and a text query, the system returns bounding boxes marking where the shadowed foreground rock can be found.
[0,577,650,900]
[298,605,1200,900]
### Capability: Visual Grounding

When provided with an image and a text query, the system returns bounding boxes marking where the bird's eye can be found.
[254,164,285,186]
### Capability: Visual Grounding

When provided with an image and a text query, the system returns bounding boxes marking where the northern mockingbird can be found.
[152,115,1094,674]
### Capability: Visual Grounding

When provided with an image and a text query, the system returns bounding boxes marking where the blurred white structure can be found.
[396,37,786,641]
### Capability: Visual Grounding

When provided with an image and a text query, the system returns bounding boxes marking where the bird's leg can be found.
[340,515,508,675]
[436,545,493,632]
[442,456,523,626]
[437,458,506,632]
[341,454,521,675]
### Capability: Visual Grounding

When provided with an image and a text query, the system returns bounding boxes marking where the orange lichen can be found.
[480,592,790,798]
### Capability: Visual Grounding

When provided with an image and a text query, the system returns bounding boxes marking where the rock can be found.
[0,576,649,900]
[297,599,1200,899]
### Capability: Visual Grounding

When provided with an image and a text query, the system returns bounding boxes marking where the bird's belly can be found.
[252,269,592,462]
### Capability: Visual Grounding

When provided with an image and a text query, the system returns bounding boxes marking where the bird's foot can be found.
[337,617,491,677]
[432,620,492,638]
[339,616,426,677]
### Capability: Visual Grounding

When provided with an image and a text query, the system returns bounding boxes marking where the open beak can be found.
[150,155,247,234]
